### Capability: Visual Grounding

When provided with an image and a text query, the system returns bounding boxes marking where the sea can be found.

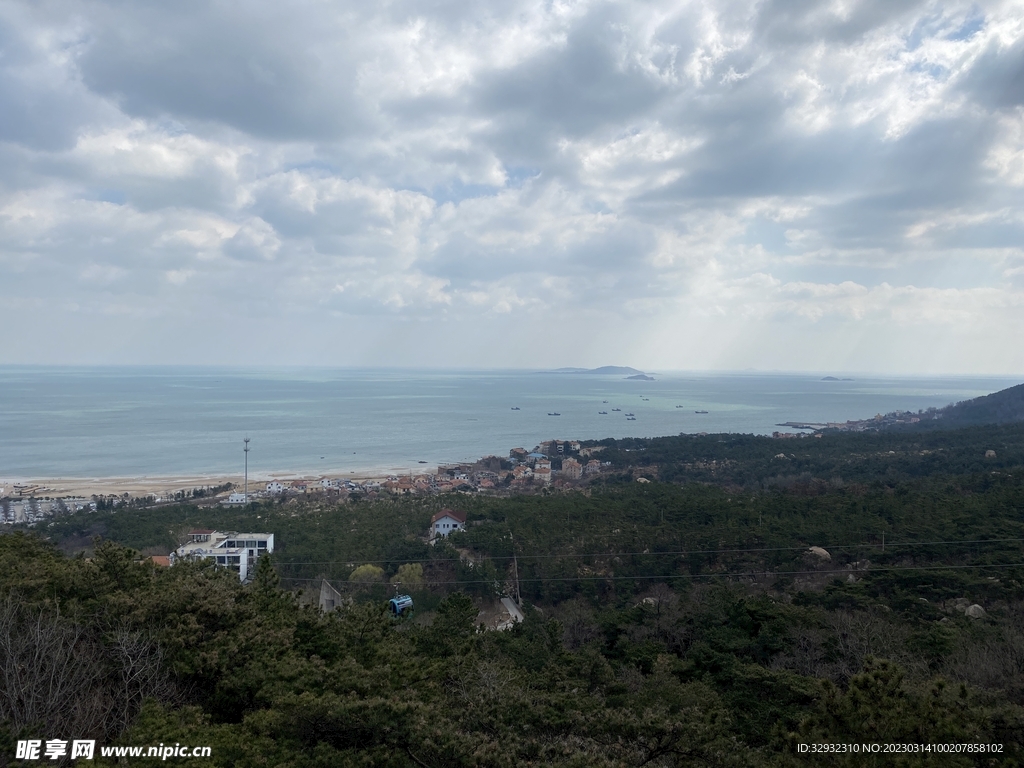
[0,366,1018,479]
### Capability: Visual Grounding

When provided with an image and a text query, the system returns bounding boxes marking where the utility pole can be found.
[244,437,250,502]
[510,533,522,608]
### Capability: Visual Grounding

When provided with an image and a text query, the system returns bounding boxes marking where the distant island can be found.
[626,374,654,381]
[820,376,854,381]
[544,366,645,375]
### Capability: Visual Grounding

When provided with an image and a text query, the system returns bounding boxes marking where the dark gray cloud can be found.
[77,1,366,141]
[0,10,100,149]
[961,36,1024,109]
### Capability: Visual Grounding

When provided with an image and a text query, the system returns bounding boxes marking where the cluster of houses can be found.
[774,410,925,438]
[241,439,610,502]
[505,453,603,486]
[0,496,96,525]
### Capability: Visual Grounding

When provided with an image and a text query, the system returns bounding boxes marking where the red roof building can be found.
[429,508,467,539]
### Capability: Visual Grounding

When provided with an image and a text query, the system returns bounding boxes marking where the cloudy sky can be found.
[2,0,1023,373]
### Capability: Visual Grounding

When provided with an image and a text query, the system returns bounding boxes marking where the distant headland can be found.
[778,379,1024,435]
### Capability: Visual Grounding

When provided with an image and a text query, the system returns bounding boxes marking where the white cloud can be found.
[0,0,1023,372]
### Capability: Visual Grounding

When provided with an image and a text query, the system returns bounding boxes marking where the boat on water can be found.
[511,406,520,410]
[625,412,635,417]
[602,400,608,403]
[598,411,608,414]
[642,398,649,401]
[626,416,636,421]
[548,412,561,416]
[695,410,709,414]
[612,408,621,412]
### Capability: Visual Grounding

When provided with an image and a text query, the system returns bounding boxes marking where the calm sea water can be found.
[0,367,1018,478]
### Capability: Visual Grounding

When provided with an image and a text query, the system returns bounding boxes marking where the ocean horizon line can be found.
[1,363,1022,379]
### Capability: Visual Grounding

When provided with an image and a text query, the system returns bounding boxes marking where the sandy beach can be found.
[1,466,428,500]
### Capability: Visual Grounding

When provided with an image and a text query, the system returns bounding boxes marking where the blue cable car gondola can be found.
[388,594,414,617]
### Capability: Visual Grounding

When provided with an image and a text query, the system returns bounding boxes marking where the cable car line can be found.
[276,559,1024,588]
[271,536,1024,568]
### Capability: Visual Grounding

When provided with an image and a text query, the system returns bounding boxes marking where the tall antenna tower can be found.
[243,437,250,502]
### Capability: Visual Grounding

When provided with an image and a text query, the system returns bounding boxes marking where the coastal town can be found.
[0,438,611,525]
[240,439,611,502]
[773,408,931,437]
[0,405,953,524]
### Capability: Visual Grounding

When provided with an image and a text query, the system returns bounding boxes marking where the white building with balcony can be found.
[170,529,275,581]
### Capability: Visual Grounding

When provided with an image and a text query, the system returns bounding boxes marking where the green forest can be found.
[4,423,1024,766]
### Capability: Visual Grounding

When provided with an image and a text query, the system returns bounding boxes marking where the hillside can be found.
[924,381,1024,427]
[9,422,1024,765]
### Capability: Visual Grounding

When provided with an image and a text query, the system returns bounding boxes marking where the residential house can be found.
[430,508,467,539]
[266,481,286,494]
[561,457,583,480]
[512,465,532,480]
[585,459,602,475]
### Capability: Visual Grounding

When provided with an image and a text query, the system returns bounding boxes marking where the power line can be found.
[270,536,1024,568]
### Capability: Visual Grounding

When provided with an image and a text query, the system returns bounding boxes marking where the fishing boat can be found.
[547,412,561,416]
[625,413,635,417]
[511,406,520,410]
[695,410,709,414]
[612,408,621,412]
[598,411,608,414]
[626,416,636,421]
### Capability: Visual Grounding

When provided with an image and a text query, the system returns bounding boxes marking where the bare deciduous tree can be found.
[0,597,108,740]
[0,597,178,747]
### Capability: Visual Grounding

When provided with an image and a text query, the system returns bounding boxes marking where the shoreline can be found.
[1,464,438,500]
